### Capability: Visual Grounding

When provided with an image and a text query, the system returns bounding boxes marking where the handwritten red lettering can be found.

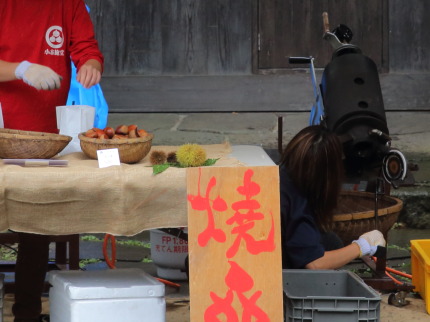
[226,169,275,258]
[187,168,227,247]
[204,261,269,321]
[189,168,275,320]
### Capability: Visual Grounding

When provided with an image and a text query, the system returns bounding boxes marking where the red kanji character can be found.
[188,168,228,247]
[226,169,275,258]
[227,261,270,321]
[205,261,269,321]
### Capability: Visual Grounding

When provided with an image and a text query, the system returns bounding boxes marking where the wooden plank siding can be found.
[100,73,430,113]
[389,0,430,73]
[257,0,388,71]
[86,0,252,76]
[85,0,430,112]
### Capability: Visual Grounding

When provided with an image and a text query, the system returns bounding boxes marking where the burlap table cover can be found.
[0,143,243,236]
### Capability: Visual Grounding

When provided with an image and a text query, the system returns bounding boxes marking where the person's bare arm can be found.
[305,230,385,270]
[305,243,360,270]
[0,60,19,82]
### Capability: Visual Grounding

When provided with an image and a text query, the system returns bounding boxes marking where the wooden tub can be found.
[332,191,403,245]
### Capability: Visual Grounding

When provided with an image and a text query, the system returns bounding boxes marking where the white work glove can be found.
[15,61,62,90]
[352,230,386,258]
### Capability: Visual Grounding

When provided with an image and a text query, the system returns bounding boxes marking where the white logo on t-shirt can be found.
[45,26,64,49]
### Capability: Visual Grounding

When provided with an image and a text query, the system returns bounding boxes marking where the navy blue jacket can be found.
[279,166,325,268]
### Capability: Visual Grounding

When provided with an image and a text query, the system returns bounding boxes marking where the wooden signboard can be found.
[187,166,283,321]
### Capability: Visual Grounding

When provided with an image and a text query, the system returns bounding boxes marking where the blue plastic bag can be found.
[66,4,108,129]
[66,63,109,129]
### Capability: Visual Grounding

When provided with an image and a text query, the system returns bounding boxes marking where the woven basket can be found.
[0,128,72,159]
[78,132,154,164]
[332,191,403,245]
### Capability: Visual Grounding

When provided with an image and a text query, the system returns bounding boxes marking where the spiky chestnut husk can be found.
[176,144,207,167]
[149,150,167,165]
[167,152,177,164]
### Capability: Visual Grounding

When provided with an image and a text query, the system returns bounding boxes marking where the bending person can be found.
[279,125,385,269]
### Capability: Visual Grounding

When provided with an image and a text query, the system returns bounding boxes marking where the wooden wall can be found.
[85,0,430,112]
[389,0,430,72]
[257,0,388,71]
[86,0,430,76]
[86,0,252,76]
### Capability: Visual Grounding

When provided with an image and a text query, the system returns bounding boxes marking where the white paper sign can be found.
[97,149,121,168]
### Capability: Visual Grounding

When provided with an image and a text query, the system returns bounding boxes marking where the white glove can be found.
[352,230,386,258]
[15,61,62,90]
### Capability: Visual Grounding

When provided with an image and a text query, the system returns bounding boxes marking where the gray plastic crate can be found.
[283,270,380,322]
[0,273,4,322]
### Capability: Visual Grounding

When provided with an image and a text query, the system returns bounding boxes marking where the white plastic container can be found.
[48,268,165,322]
[150,229,188,280]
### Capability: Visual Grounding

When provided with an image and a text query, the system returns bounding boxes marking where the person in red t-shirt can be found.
[0,1,103,321]
[0,0,103,133]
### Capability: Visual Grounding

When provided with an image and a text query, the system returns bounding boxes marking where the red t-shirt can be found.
[0,0,104,133]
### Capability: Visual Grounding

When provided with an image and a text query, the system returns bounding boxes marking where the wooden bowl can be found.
[78,132,154,164]
[332,191,403,245]
[0,128,72,159]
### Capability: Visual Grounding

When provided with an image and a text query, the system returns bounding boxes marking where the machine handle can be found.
[374,246,387,259]
[289,57,312,64]
[322,12,330,33]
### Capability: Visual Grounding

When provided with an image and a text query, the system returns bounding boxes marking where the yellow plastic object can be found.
[411,239,430,314]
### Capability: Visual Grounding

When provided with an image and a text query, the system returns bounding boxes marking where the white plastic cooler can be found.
[48,268,165,322]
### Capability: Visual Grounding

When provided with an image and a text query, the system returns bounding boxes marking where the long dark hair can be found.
[280,125,344,231]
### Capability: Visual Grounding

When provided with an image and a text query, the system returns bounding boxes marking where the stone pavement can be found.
[107,111,430,156]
